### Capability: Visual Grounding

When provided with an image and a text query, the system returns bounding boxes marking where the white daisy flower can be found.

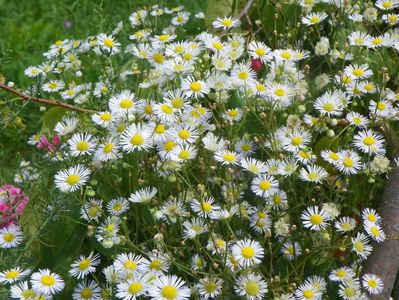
[148,275,191,300]
[338,279,362,300]
[362,273,384,295]
[97,33,121,55]
[251,174,279,198]
[334,216,356,233]
[301,206,330,231]
[10,281,38,299]
[364,221,386,242]
[116,274,150,300]
[113,252,147,275]
[93,137,121,162]
[234,273,268,300]
[248,40,272,63]
[351,232,373,259]
[212,16,241,30]
[108,90,137,116]
[190,197,221,218]
[231,239,264,268]
[344,64,373,80]
[329,267,355,282]
[69,252,101,279]
[353,129,385,155]
[335,150,362,175]
[181,76,209,98]
[107,197,130,216]
[92,111,115,128]
[42,80,65,93]
[24,66,43,77]
[54,165,91,192]
[299,165,328,183]
[0,225,23,248]
[214,150,242,166]
[170,144,198,162]
[301,12,328,26]
[362,208,382,224]
[129,187,158,204]
[197,277,223,300]
[0,267,31,284]
[314,91,343,116]
[295,282,321,300]
[230,63,257,87]
[68,133,97,156]
[120,123,154,152]
[346,112,369,128]
[30,269,65,296]
[72,280,101,300]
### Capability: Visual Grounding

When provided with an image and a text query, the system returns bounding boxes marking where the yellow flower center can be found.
[5,270,19,279]
[104,38,114,48]
[153,53,164,63]
[150,260,162,270]
[323,103,334,112]
[178,150,190,160]
[81,287,93,298]
[41,275,55,286]
[130,135,144,146]
[352,68,364,77]
[310,214,323,225]
[241,246,255,258]
[344,287,356,297]
[159,35,169,42]
[223,153,236,162]
[128,282,144,294]
[310,16,320,23]
[103,143,114,154]
[353,117,361,124]
[21,290,36,298]
[377,102,386,110]
[190,82,202,92]
[120,99,133,109]
[255,48,266,56]
[124,260,137,270]
[238,71,249,80]
[245,281,260,296]
[144,105,153,114]
[79,259,92,270]
[66,174,80,186]
[171,98,184,108]
[76,141,90,152]
[343,158,353,168]
[228,110,239,117]
[291,136,303,146]
[48,82,58,90]
[113,203,123,211]
[164,141,176,151]
[88,206,100,217]
[274,88,285,97]
[370,226,380,237]
[259,180,271,191]
[281,51,291,59]
[201,202,212,212]
[212,42,223,50]
[178,130,190,140]
[363,137,375,146]
[383,2,393,9]
[368,279,378,289]
[304,289,315,298]
[161,285,178,299]
[367,214,376,222]
[336,270,347,278]
[221,19,233,26]
[100,113,112,121]
[155,124,166,134]
[3,233,15,243]
[353,241,364,252]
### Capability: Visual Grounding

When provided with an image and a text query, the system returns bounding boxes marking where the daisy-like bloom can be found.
[223,108,243,122]
[299,165,328,183]
[202,133,226,152]
[24,65,43,77]
[172,12,190,26]
[353,129,385,155]
[181,76,209,98]
[382,13,399,25]
[294,282,321,300]
[240,158,267,175]
[346,111,369,128]
[129,187,157,204]
[68,133,97,157]
[107,197,130,216]
[231,239,264,268]
[314,91,343,116]
[301,206,330,231]
[116,274,150,300]
[351,232,373,259]
[335,150,362,175]
[235,139,257,157]
[211,54,232,71]
[338,279,362,300]
[42,80,65,92]
[321,149,341,165]
[362,273,384,295]
[230,63,257,87]
[305,276,327,295]
[344,64,373,80]
[94,137,121,162]
[301,12,328,26]
[80,199,103,222]
[375,0,399,10]
[182,218,208,239]
[265,83,294,108]
[362,208,382,224]
[329,266,355,282]
[281,129,312,153]
[54,165,91,192]
[0,267,31,284]
[92,111,115,128]
[251,174,279,198]
[10,281,39,299]
[0,225,23,248]
[281,241,302,260]
[148,275,191,300]
[30,269,65,296]
[369,99,393,118]
[197,277,223,300]
[153,102,180,124]
[170,144,198,163]
[151,34,176,45]
[190,197,221,218]
[234,273,268,300]
[268,191,288,211]
[108,90,137,116]
[334,216,356,233]
[120,123,154,152]
[69,252,101,279]
[72,280,101,300]
[113,252,146,275]
[54,117,79,136]
[212,16,240,30]
[174,123,199,145]
[348,31,372,46]
[250,210,272,233]
[142,251,171,275]
[248,40,272,63]
[97,33,121,55]
[214,150,242,166]
[364,221,386,242]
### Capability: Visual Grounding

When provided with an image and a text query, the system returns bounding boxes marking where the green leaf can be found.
[41,107,66,133]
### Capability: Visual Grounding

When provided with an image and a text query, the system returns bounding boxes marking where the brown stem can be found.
[362,153,399,299]
[0,82,97,114]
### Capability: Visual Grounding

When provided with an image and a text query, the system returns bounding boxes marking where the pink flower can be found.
[36,134,60,151]
[250,58,264,73]
[0,185,29,228]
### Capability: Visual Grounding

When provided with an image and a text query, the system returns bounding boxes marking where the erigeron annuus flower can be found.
[382,13,399,25]
[362,273,384,295]
[375,0,399,10]
[42,80,65,92]
[234,273,268,300]
[248,40,272,63]
[197,277,223,300]
[30,269,65,296]
[301,12,328,26]
[174,123,199,144]
[116,274,150,300]
[55,117,79,135]
[348,31,371,46]
[251,174,279,198]
[120,122,154,152]
[231,239,264,268]
[69,252,101,279]
[351,232,373,259]
[0,267,31,284]
[97,33,121,55]
[346,111,369,128]
[54,165,91,192]
[108,90,137,116]
[92,111,114,128]
[314,91,343,116]
[281,129,312,152]
[190,197,221,218]
[129,187,158,204]
[362,208,382,224]
[10,281,38,299]
[230,63,257,87]
[265,83,294,108]
[107,197,130,216]
[142,252,171,275]
[170,144,198,162]
[214,150,242,165]
[223,108,243,122]
[369,99,393,118]
[24,65,43,77]
[281,241,302,260]
[148,275,191,300]
[353,129,385,155]
[301,206,330,231]
[72,280,102,300]
[295,282,321,300]
[344,64,373,80]
[212,16,240,30]
[335,150,362,175]
[68,133,97,156]
[335,216,356,233]
[0,225,23,248]
[364,221,386,242]
[338,279,362,300]
[329,266,355,282]
[113,252,147,275]
[94,137,121,162]
[240,157,267,174]
[181,76,209,98]
[182,218,208,239]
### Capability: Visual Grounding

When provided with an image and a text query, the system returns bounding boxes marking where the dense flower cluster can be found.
[2,0,399,299]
